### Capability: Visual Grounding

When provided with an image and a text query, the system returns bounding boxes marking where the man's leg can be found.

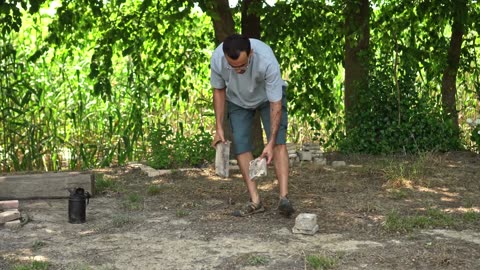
[227,102,262,206]
[237,152,260,204]
[273,144,289,198]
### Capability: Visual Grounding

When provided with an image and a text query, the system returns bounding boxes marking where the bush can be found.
[147,123,214,169]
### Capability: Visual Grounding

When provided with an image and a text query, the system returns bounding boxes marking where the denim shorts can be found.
[227,87,288,155]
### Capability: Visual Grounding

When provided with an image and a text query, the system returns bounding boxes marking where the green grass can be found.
[462,210,480,222]
[95,174,121,194]
[146,185,163,196]
[175,209,190,217]
[122,193,144,211]
[111,214,135,228]
[247,255,269,266]
[12,261,49,270]
[31,240,46,251]
[383,208,455,233]
[306,254,337,270]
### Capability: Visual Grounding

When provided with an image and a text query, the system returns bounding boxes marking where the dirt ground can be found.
[1,151,479,270]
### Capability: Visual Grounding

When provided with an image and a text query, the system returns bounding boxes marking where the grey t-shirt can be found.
[210,39,286,109]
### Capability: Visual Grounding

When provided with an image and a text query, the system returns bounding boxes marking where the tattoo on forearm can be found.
[270,102,281,144]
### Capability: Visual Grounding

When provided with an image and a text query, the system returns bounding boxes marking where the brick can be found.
[332,161,347,167]
[0,200,19,210]
[297,151,312,161]
[0,209,21,223]
[4,219,21,229]
[292,213,319,235]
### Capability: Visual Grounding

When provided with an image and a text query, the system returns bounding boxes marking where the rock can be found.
[297,151,313,161]
[4,219,21,229]
[313,157,327,165]
[332,161,347,167]
[0,209,21,223]
[292,213,318,235]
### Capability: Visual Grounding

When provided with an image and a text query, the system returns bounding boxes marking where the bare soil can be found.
[1,151,479,270]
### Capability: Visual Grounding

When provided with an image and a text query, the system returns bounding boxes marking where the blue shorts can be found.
[227,87,288,155]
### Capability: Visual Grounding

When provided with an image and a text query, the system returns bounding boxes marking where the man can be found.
[210,34,294,217]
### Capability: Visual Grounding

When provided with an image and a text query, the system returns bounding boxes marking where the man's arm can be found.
[212,88,226,147]
[268,100,282,146]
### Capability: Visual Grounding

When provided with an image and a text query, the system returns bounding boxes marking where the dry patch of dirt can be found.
[1,151,479,269]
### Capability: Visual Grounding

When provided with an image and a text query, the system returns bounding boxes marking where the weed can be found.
[122,194,144,211]
[31,240,46,251]
[247,255,269,266]
[387,188,409,200]
[95,175,120,194]
[306,254,337,270]
[147,185,162,196]
[383,208,455,233]
[111,214,135,228]
[176,209,190,217]
[12,261,49,270]
[462,211,480,222]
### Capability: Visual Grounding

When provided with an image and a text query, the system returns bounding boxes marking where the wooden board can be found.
[0,172,94,200]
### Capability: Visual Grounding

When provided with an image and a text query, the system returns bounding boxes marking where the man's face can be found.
[225,50,252,74]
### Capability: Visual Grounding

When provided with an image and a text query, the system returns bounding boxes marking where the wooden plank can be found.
[0,209,20,223]
[0,172,94,200]
[0,200,19,210]
[215,141,230,178]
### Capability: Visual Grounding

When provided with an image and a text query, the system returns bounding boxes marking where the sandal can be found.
[232,201,265,217]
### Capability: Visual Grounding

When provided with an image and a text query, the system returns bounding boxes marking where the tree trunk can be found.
[241,0,264,156]
[344,0,370,134]
[441,0,467,138]
[208,0,235,45]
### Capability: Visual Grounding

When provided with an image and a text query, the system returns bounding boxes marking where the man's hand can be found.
[212,128,225,148]
[260,142,275,164]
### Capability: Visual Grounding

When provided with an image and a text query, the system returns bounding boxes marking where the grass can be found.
[146,185,164,196]
[306,254,337,270]
[247,255,270,266]
[383,208,455,233]
[31,240,46,251]
[122,193,144,211]
[111,214,135,228]
[175,209,190,217]
[95,174,122,194]
[12,261,49,270]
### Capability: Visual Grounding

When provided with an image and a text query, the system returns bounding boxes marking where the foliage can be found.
[262,0,345,148]
[1,0,480,173]
[339,61,459,153]
[147,123,214,169]
[465,118,480,152]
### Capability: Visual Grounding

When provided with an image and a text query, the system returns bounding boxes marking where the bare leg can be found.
[236,152,260,204]
[273,144,289,198]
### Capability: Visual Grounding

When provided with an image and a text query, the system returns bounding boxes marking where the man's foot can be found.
[232,201,265,217]
[278,197,295,217]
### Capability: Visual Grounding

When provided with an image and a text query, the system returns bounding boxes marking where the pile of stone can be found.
[0,200,21,229]
[287,143,327,166]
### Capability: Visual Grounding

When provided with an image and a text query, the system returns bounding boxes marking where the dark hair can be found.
[222,34,251,60]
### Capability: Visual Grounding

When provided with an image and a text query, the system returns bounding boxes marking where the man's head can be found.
[223,34,252,74]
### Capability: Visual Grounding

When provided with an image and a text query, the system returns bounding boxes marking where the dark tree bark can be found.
[344,0,370,134]
[208,0,235,45]
[441,0,467,138]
